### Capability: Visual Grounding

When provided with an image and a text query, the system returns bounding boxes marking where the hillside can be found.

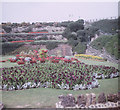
[90,34,119,60]
[92,19,118,34]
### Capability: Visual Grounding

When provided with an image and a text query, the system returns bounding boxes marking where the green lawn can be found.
[78,58,118,69]
[0,55,18,68]
[1,78,118,108]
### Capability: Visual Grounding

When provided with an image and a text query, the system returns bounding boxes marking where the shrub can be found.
[2,26,12,33]
[37,36,48,40]
[46,42,59,50]
[68,19,84,32]
[73,42,87,54]
[68,39,79,47]
[39,49,48,58]
[2,43,24,55]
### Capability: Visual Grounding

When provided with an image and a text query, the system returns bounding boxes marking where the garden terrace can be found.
[1,61,119,91]
[1,32,63,42]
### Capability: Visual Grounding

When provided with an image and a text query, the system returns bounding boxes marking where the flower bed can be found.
[1,61,119,91]
[1,49,81,65]
[28,31,48,34]
[11,40,34,43]
[0,60,7,62]
[74,54,107,61]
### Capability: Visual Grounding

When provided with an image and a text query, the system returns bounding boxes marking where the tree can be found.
[22,27,32,33]
[77,30,85,36]
[73,42,87,54]
[62,28,71,39]
[59,21,73,27]
[85,26,99,41]
[68,21,84,32]
[76,19,84,24]
[92,19,117,34]
[68,39,79,47]
[2,26,12,33]
[77,30,89,42]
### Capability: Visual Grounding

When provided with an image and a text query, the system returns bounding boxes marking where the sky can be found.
[1,1,118,23]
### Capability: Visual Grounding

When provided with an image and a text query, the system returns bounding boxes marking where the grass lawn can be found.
[1,78,118,108]
[0,55,18,68]
[78,58,118,69]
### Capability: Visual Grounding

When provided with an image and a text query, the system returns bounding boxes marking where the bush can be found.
[59,21,73,27]
[62,28,71,39]
[68,21,84,32]
[46,42,59,50]
[38,36,48,40]
[2,26,12,33]
[73,42,87,54]
[2,43,24,55]
[30,42,46,45]
[68,39,79,47]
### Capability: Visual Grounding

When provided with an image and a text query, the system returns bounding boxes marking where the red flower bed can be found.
[45,57,50,60]
[10,59,17,63]
[25,55,30,57]
[17,61,25,65]
[71,58,79,61]
[0,60,7,62]
[30,60,36,64]
[60,57,64,61]
[39,59,45,63]
[42,50,48,53]
[51,60,59,63]
[11,40,34,43]
[16,54,20,57]
[19,58,24,61]
[76,61,81,63]
[33,50,38,53]
[44,50,48,53]
[40,60,45,63]
[64,59,72,63]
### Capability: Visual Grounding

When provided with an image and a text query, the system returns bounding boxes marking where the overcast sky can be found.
[1,2,118,23]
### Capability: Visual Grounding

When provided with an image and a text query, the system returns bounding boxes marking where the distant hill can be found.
[92,19,118,34]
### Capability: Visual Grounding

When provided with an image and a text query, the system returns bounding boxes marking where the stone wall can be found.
[56,92,120,108]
